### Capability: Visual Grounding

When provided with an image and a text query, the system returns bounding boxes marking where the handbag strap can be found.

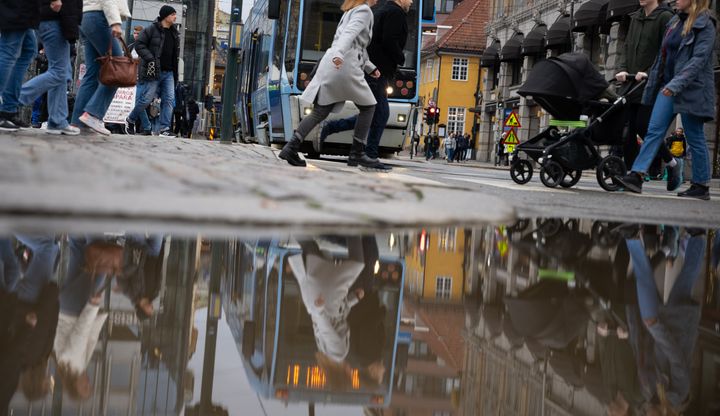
[108,36,132,58]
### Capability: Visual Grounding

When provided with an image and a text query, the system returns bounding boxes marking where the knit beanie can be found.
[159,5,177,21]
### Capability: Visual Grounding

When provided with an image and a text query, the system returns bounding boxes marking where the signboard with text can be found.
[104,86,137,124]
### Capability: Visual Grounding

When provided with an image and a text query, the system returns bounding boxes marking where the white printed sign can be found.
[104,86,137,124]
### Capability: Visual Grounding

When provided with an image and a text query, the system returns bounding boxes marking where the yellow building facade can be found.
[405,228,468,302]
[418,53,483,138]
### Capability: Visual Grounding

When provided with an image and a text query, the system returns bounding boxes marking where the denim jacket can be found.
[642,11,717,121]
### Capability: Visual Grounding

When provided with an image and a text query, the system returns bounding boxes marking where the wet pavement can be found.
[0,131,511,233]
[2,219,719,415]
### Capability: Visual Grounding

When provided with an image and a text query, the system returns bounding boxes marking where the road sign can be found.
[502,128,520,145]
[504,112,521,128]
[505,144,516,153]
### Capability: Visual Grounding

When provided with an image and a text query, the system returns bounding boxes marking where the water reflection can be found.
[0,222,718,416]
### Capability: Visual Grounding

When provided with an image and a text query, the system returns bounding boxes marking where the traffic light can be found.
[423,108,429,124]
[433,107,440,124]
[427,106,436,125]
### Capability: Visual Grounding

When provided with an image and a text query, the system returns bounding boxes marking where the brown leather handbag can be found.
[97,37,139,88]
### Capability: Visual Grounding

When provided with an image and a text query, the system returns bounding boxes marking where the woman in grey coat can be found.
[279,0,381,168]
[617,0,716,200]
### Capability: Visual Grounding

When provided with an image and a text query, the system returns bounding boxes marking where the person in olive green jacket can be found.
[615,0,673,169]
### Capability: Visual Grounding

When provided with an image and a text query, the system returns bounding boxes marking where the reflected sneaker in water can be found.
[665,158,683,191]
[79,112,111,136]
[46,125,81,136]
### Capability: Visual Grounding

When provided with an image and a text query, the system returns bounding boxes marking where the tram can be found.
[235,0,432,157]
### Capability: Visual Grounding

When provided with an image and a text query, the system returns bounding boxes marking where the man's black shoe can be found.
[615,172,643,194]
[0,112,29,128]
[677,183,710,200]
[137,130,152,136]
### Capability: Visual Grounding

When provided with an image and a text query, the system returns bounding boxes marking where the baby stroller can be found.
[508,53,646,191]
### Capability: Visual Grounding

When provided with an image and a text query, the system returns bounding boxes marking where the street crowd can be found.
[0,0,199,138]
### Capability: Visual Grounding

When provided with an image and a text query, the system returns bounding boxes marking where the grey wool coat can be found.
[300,4,378,112]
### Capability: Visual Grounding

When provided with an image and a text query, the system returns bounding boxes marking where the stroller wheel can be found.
[596,156,627,192]
[510,159,533,184]
[560,169,582,188]
[540,161,564,188]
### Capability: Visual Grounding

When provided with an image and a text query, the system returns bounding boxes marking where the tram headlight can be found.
[397,114,406,123]
[386,86,394,95]
[303,107,312,116]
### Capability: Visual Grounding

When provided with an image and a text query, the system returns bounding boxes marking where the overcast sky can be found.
[219,0,254,22]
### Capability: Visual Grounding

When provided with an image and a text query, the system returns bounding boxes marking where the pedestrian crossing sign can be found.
[505,144,516,153]
[504,112,521,128]
[502,129,520,145]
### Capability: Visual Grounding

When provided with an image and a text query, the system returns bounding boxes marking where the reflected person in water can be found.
[625,227,706,415]
[53,237,120,401]
[0,236,60,414]
[289,236,387,389]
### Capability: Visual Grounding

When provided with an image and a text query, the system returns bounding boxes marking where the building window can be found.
[510,62,522,86]
[447,108,465,135]
[451,57,468,81]
[438,228,457,251]
[425,58,434,83]
[436,276,452,299]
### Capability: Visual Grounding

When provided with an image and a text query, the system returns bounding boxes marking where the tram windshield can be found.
[299,0,419,70]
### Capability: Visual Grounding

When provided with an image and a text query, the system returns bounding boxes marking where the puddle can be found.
[2,219,719,415]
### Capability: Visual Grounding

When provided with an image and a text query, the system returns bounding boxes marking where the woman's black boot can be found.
[279,133,307,167]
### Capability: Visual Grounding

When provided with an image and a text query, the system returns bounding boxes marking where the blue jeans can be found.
[0,236,59,302]
[321,75,389,159]
[20,21,71,129]
[62,236,107,316]
[631,93,711,185]
[128,71,175,132]
[14,235,60,302]
[0,29,37,113]
[446,148,455,161]
[626,236,705,321]
[71,11,122,125]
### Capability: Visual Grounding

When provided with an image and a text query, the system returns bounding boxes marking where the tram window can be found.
[284,0,301,77]
[272,0,290,74]
[375,0,418,70]
[300,0,343,61]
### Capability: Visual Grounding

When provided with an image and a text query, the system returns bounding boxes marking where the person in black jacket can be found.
[126,6,181,138]
[0,0,43,131]
[18,0,83,136]
[316,0,412,171]
[186,97,200,138]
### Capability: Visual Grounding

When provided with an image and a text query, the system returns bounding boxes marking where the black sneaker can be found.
[159,130,176,138]
[124,117,135,135]
[615,172,644,194]
[137,130,152,136]
[0,112,29,128]
[0,118,19,132]
[677,183,710,200]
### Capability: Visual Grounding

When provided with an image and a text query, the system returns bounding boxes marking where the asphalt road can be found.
[311,155,720,229]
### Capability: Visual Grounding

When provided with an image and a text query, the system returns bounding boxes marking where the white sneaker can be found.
[79,112,111,136]
[46,125,81,136]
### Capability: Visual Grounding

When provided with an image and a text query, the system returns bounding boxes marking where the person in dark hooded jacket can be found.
[126,5,181,137]
[614,0,674,170]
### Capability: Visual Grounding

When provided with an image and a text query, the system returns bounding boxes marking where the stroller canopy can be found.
[517,53,609,119]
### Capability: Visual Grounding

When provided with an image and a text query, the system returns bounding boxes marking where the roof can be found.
[422,0,491,55]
